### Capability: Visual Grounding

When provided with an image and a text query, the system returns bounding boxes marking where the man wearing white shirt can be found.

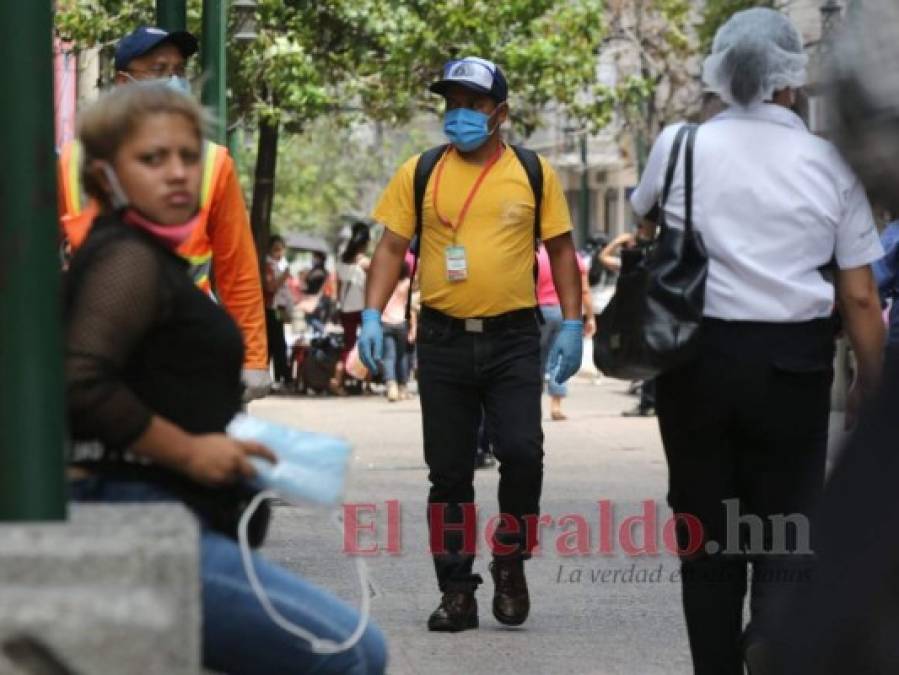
[630,9,885,674]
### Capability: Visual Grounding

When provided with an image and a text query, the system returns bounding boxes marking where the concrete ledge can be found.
[0,503,201,675]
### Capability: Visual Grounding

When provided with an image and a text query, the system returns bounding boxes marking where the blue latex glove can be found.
[358,308,384,375]
[547,319,584,385]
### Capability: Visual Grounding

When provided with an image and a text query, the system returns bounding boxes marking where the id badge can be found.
[445,245,468,282]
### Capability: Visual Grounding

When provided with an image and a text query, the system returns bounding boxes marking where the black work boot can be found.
[489,558,530,626]
[427,590,479,632]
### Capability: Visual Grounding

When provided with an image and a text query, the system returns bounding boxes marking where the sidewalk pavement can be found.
[248,375,849,675]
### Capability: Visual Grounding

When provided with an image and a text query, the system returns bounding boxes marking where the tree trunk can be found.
[250,115,279,267]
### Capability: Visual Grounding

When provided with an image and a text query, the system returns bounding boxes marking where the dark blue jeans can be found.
[382,322,409,385]
[69,477,387,675]
[417,310,544,591]
[538,304,568,397]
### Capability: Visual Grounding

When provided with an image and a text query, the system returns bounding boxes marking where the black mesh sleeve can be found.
[65,238,162,448]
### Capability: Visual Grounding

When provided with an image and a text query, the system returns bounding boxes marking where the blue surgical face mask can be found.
[227,413,369,656]
[123,72,191,95]
[443,106,501,153]
[164,75,192,94]
[227,413,351,506]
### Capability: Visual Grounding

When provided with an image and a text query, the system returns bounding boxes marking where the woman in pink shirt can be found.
[381,261,413,401]
[536,244,594,420]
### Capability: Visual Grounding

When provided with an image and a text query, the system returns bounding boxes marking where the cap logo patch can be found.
[443,59,495,91]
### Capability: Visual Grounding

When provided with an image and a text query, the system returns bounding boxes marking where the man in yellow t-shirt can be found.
[362,57,585,632]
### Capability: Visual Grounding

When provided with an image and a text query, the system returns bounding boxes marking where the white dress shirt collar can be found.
[711,103,807,133]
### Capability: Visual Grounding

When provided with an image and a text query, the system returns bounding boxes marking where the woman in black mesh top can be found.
[65,84,386,675]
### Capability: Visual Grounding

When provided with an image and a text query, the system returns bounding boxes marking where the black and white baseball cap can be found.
[429,57,508,103]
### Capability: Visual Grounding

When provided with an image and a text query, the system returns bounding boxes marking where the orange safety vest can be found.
[59,139,228,295]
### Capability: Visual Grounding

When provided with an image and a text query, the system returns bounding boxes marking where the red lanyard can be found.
[432,143,504,233]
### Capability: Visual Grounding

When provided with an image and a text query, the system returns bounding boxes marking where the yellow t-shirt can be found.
[371,146,572,318]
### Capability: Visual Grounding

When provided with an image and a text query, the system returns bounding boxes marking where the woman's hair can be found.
[341,222,371,263]
[77,83,207,206]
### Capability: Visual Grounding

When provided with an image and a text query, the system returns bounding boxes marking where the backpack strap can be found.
[406,144,449,320]
[510,145,545,323]
[510,145,543,244]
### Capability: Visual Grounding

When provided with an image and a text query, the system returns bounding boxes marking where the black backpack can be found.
[405,143,544,320]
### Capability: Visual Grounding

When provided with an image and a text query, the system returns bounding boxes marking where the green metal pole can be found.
[0,1,66,520]
[202,0,228,145]
[579,135,590,246]
[156,0,187,32]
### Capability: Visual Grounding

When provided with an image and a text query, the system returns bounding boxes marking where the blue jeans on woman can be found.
[538,304,567,398]
[382,322,409,384]
[69,477,387,675]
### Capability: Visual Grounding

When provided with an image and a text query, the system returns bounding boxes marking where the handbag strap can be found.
[684,124,698,235]
[661,125,690,207]
[660,124,699,234]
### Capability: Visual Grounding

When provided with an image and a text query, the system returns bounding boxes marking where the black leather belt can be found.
[420,306,538,334]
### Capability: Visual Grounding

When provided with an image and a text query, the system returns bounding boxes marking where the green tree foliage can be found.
[56,1,202,59]
[228,0,608,136]
[569,0,782,171]
[56,1,611,235]
[572,0,698,170]
[234,119,428,233]
[698,0,780,54]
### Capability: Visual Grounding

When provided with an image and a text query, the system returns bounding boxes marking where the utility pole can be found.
[201,0,228,144]
[0,1,67,520]
[156,0,187,32]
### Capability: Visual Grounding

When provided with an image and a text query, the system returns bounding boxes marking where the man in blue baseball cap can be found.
[362,56,586,632]
[113,26,198,90]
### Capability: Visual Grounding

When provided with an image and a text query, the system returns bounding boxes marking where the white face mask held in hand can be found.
[227,413,370,655]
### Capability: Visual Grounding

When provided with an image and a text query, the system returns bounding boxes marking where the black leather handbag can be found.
[594,124,708,380]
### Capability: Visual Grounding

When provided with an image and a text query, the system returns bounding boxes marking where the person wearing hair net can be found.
[628,8,885,675]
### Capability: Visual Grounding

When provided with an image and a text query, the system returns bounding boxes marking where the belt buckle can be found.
[464,318,484,333]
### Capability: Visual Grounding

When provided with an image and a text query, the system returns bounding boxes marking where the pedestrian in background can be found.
[631,9,885,673]
[381,261,413,401]
[599,232,658,416]
[360,56,583,632]
[263,234,292,391]
[333,222,371,395]
[535,242,594,420]
[302,250,329,295]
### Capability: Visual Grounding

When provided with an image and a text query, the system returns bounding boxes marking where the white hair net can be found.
[702,8,808,108]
